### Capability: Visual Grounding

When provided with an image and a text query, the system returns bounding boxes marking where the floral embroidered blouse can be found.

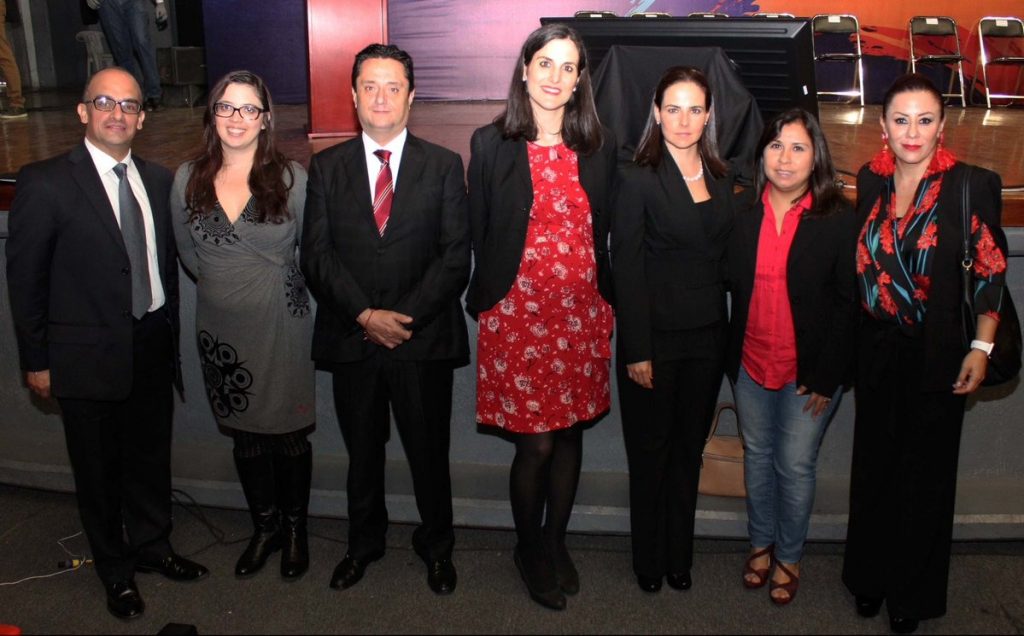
[856,147,1007,331]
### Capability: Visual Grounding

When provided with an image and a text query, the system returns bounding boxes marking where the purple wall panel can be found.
[202,0,309,104]
[388,1,759,100]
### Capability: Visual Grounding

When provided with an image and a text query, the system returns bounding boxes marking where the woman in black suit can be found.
[611,65,735,594]
[842,74,1008,634]
[466,23,617,610]
[726,108,858,605]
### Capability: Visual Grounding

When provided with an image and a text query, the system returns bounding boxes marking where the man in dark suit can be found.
[302,43,470,596]
[6,67,207,621]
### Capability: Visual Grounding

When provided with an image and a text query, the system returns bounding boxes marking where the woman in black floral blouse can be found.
[841,74,1008,635]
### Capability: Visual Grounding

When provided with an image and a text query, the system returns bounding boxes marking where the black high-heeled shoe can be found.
[513,545,566,610]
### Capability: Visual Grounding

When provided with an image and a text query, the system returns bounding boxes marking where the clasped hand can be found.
[360,309,413,349]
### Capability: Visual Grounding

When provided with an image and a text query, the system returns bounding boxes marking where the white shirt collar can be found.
[83,137,133,175]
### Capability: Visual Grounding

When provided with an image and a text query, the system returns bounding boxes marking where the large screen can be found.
[541,16,819,121]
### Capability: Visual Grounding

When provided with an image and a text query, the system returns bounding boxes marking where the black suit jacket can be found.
[465,123,618,318]
[725,189,859,396]
[854,162,1006,392]
[611,158,736,364]
[6,143,179,400]
[301,133,470,365]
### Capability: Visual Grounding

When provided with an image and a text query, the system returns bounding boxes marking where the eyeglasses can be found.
[82,95,143,114]
[213,102,265,120]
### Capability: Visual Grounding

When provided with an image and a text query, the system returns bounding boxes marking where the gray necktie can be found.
[112,163,152,319]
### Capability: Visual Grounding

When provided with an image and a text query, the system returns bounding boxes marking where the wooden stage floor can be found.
[2,101,1022,224]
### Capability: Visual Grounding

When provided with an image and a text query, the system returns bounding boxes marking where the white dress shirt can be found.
[362,128,408,201]
[84,137,166,312]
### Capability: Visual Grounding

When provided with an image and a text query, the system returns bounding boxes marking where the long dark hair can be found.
[633,66,727,178]
[495,23,603,156]
[753,108,844,218]
[185,70,295,224]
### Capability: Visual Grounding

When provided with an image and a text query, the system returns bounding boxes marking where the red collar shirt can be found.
[741,186,812,390]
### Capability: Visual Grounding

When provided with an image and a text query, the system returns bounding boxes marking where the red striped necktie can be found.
[372,149,393,236]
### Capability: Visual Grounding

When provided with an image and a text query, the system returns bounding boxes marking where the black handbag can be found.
[958,166,1022,386]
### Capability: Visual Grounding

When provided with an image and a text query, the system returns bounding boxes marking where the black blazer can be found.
[6,143,179,400]
[854,161,1005,392]
[301,133,471,365]
[611,158,736,364]
[725,189,859,397]
[465,123,618,318]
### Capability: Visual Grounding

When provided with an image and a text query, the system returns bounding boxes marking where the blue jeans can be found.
[98,0,162,100]
[733,366,841,564]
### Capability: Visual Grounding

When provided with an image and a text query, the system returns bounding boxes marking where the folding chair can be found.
[812,14,865,106]
[973,16,1024,107]
[908,16,967,107]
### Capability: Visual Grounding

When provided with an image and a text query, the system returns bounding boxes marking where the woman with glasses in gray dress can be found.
[170,70,314,581]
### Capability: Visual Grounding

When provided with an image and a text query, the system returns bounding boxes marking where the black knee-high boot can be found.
[234,451,282,577]
[276,448,312,580]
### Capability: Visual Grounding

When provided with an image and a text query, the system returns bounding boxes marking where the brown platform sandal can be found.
[742,545,774,589]
[769,561,800,606]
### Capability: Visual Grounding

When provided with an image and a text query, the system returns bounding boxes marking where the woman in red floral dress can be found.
[466,24,617,610]
[842,74,1009,635]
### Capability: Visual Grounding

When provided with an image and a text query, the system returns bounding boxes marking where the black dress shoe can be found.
[136,554,209,582]
[637,574,663,593]
[513,545,566,610]
[667,571,692,591]
[144,97,163,112]
[329,551,384,590]
[106,579,144,620]
[426,558,457,595]
[855,594,884,618]
[889,616,919,634]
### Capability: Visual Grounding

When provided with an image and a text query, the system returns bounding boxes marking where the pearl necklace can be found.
[682,163,704,182]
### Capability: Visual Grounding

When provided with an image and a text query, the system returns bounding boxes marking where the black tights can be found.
[509,425,583,549]
[232,429,311,459]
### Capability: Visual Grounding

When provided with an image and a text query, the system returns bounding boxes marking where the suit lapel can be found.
[513,139,532,194]
[341,137,376,235]
[388,134,425,239]
[69,143,126,253]
[788,211,823,273]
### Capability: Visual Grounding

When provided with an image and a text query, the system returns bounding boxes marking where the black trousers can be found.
[842,320,965,620]
[330,354,456,562]
[57,309,175,586]
[616,326,725,579]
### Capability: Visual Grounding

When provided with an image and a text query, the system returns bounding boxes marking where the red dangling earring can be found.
[881,132,890,155]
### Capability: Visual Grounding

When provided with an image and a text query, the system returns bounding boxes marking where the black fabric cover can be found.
[592,45,762,182]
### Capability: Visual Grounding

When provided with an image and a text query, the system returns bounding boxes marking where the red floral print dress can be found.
[476,142,614,434]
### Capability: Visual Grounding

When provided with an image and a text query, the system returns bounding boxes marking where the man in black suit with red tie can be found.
[302,43,470,595]
[6,68,207,620]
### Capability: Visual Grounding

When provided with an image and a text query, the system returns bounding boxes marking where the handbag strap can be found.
[705,401,743,444]
[960,165,973,271]
[960,166,976,318]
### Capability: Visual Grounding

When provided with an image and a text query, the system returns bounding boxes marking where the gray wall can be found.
[1,215,1023,541]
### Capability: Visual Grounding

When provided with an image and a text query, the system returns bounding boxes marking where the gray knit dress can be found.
[170,161,314,434]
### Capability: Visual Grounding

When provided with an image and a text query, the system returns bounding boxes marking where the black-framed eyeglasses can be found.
[213,102,265,120]
[82,95,143,114]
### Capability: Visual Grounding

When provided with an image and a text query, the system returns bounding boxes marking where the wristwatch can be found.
[970,339,994,357]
